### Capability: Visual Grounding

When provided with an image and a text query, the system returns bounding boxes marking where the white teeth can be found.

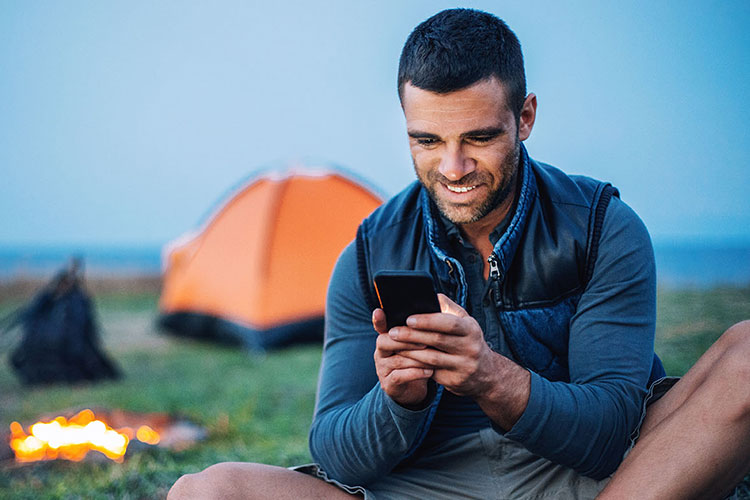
[445,184,476,193]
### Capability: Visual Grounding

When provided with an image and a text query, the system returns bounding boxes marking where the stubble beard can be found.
[415,140,521,225]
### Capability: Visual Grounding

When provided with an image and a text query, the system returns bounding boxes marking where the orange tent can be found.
[158,168,382,350]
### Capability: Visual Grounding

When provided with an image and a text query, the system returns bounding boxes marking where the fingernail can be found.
[389,328,399,339]
[406,317,416,327]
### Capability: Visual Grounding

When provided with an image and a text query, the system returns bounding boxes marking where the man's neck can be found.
[459,179,517,260]
[456,176,518,281]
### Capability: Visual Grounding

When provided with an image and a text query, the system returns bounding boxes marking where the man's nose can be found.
[438,144,475,181]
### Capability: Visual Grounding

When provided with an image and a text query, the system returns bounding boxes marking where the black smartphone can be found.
[373,270,441,330]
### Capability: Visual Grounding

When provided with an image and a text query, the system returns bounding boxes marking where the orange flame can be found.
[8,409,160,463]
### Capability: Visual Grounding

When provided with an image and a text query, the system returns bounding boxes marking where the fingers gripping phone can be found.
[373,270,441,330]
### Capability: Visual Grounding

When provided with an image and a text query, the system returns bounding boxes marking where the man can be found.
[169,9,750,499]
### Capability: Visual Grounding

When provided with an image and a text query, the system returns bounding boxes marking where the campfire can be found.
[7,408,200,464]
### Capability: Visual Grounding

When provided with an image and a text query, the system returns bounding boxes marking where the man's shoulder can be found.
[527,157,650,242]
[529,158,615,208]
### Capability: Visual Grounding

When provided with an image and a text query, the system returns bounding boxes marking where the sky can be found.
[1,0,748,247]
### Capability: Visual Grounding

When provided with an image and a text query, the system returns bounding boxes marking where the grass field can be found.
[1,282,749,499]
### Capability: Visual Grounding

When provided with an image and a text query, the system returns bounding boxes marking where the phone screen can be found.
[373,270,440,330]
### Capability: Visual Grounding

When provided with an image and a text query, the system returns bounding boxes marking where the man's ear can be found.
[518,93,537,141]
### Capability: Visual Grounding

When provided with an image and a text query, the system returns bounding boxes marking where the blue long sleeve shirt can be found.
[309,195,656,485]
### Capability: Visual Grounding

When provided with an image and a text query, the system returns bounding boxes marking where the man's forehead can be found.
[402,78,513,131]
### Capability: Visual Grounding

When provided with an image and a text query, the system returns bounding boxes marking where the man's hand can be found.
[388,294,495,398]
[392,294,531,430]
[373,308,434,409]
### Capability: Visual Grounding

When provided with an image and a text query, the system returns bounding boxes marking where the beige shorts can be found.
[294,378,683,500]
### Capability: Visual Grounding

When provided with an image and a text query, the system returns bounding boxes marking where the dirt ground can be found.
[0,274,170,358]
[0,275,162,303]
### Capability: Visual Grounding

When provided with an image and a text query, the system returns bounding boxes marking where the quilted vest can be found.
[356,146,664,385]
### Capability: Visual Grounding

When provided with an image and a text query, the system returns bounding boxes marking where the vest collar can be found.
[492,143,536,280]
[419,143,537,297]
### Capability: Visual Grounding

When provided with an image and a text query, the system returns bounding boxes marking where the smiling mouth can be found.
[444,184,478,193]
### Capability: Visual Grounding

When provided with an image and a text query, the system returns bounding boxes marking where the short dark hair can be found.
[397,8,526,119]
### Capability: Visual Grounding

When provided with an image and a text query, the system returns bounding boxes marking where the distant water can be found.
[0,243,748,289]
[653,243,750,288]
[0,246,162,279]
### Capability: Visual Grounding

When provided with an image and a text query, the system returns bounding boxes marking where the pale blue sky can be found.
[1,1,748,246]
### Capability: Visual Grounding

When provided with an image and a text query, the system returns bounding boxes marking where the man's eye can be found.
[467,135,496,144]
[416,138,439,146]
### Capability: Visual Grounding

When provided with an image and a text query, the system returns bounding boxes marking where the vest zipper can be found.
[445,259,454,277]
[488,254,501,305]
[444,259,461,302]
[487,255,521,361]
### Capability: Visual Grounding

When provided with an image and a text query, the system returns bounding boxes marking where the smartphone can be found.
[373,270,441,330]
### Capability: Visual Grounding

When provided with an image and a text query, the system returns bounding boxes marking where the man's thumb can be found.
[437,293,468,318]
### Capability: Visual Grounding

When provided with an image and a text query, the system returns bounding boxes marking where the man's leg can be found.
[167,462,361,500]
[598,320,750,500]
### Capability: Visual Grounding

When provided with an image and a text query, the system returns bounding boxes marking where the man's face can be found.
[403,78,529,227]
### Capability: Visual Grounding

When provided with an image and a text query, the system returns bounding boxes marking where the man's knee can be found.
[715,320,750,420]
[718,320,750,367]
[168,462,251,500]
[723,320,750,344]
[168,470,205,500]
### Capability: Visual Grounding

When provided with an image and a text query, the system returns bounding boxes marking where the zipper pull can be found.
[445,259,460,299]
[445,259,455,277]
[488,254,501,304]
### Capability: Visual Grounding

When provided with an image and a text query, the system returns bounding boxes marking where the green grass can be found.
[0,291,320,499]
[1,285,748,499]
[0,342,320,499]
[655,286,750,375]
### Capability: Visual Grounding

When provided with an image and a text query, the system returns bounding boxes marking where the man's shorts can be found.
[293,377,680,500]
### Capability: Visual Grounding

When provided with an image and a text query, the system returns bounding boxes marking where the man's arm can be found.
[308,242,435,486]
[506,197,656,478]
[395,197,657,479]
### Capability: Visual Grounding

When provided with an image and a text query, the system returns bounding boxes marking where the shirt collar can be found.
[439,208,513,250]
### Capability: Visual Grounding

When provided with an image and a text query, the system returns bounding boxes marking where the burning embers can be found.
[9,409,160,463]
